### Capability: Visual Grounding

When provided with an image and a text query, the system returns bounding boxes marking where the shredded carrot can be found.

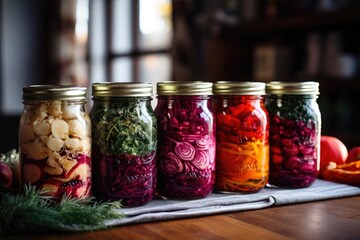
[215,139,269,193]
[214,96,269,193]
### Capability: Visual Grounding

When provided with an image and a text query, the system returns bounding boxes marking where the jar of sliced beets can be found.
[265,81,321,188]
[155,81,215,199]
[213,81,269,193]
[90,82,157,207]
[19,85,92,201]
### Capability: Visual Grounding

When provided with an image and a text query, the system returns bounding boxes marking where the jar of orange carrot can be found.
[213,81,269,193]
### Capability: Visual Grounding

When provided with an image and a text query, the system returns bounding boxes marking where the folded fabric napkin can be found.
[104,179,360,227]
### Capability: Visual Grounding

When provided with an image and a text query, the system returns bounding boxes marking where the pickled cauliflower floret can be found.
[51,119,69,139]
[33,121,51,136]
[62,104,79,119]
[48,101,63,116]
[36,104,48,120]
[47,152,61,168]
[82,137,92,154]
[46,136,64,151]
[68,119,86,139]
[65,138,82,151]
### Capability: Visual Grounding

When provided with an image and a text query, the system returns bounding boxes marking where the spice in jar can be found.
[213,81,269,193]
[19,85,92,201]
[265,81,321,188]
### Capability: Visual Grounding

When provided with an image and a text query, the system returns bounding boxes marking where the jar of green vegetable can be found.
[265,81,321,188]
[155,81,215,199]
[90,82,157,206]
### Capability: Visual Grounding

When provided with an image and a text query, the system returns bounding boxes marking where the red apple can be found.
[347,146,360,163]
[0,162,13,188]
[319,136,348,178]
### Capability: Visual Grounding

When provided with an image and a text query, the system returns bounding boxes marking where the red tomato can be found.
[319,136,348,178]
[347,146,360,163]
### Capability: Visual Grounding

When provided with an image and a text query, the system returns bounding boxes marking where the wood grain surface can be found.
[4,196,360,240]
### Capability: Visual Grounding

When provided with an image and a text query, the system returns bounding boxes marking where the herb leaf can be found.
[92,99,157,155]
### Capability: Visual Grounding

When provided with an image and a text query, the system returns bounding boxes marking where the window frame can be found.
[102,0,171,83]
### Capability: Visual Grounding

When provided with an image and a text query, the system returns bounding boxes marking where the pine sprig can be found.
[0,184,124,234]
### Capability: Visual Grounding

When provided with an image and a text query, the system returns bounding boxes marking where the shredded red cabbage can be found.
[91,149,156,206]
[268,115,319,188]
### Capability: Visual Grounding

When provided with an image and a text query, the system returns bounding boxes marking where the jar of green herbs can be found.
[90,82,157,207]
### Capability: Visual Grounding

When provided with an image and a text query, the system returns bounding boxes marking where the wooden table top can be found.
[7,195,360,240]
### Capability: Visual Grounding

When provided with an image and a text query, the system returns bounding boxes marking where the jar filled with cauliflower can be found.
[19,85,92,201]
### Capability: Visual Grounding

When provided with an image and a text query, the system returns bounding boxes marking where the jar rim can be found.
[92,82,153,97]
[213,81,266,95]
[266,81,319,95]
[23,85,87,101]
[157,81,213,96]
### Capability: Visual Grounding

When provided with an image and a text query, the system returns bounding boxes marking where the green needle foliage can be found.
[0,184,124,235]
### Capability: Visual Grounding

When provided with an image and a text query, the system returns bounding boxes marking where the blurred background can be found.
[1,0,360,152]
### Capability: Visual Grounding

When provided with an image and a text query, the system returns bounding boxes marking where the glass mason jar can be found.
[19,85,92,201]
[265,81,321,188]
[213,81,269,193]
[155,81,216,199]
[90,82,157,207]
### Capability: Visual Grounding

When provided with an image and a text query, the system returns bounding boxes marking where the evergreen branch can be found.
[0,184,124,235]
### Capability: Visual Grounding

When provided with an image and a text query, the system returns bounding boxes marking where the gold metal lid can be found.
[213,81,266,95]
[266,81,320,95]
[23,85,87,101]
[157,81,213,95]
[92,82,153,97]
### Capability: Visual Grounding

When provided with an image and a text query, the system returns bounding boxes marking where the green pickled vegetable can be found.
[266,96,318,122]
[91,99,157,155]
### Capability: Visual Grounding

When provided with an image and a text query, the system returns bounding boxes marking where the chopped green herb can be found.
[266,96,319,123]
[91,99,157,155]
